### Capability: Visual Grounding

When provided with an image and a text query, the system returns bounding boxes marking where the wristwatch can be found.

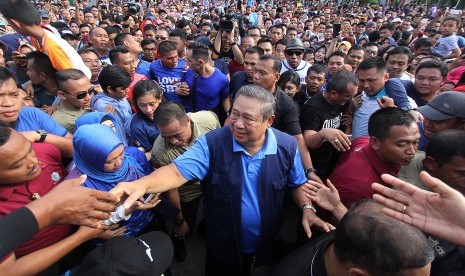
[36,129,47,143]
[305,168,317,178]
[302,203,317,213]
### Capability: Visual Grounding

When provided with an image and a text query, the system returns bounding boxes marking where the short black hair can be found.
[132,80,163,115]
[144,24,157,33]
[368,107,415,140]
[169,28,187,41]
[415,59,448,78]
[257,36,272,46]
[277,70,300,91]
[275,38,288,48]
[0,122,12,147]
[413,37,432,51]
[348,44,364,55]
[328,50,346,62]
[104,26,120,35]
[153,102,188,127]
[187,42,210,62]
[357,56,386,73]
[442,16,460,26]
[109,45,130,64]
[157,40,177,56]
[380,23,395,31]
[0,67,16,85]
[426,130,465,167]
[326,70,359,94]
[98,65,131,93]
[0,0,40,25]
[55,69,87,91]
[113,33,131,47]
[245,46,264,56]
[386,46,413,63]
[26,51,57,78]
[141,38,156,48]
[334,200,434,275]
[259,54,282,73]
[307,63,328,76]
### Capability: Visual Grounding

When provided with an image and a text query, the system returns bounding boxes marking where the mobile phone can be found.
[144,194,155,203]
[333,23,341,38]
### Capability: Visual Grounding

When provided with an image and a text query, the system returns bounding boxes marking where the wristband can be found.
[302,203,317,213]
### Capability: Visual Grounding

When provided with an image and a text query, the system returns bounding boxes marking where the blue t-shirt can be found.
[150,59,189,109]
[185,68,229,112]
[16,107,68,136]
[214,59,230,76]
[129,112,159,151]
[432,35,459,56]
[136,60,151,79]
[173,128,306,253]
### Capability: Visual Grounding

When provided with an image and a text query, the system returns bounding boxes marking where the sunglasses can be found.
[63,87,94,99]
[155,36,168,40]
[285,50,304,56]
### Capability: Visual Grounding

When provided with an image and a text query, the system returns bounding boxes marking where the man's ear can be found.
[369,136,381,150]
[423,156,438,173]
[57,91,67,100]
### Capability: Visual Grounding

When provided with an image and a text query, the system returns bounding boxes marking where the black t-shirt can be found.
[300,93,348,178]
[272,88,302,136]
[272,232,333,276]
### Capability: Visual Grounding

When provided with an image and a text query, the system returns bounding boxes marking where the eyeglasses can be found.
[229,111,261,126]
[155,36,168,40]
[63,87,94,99]
[285,50,304,56]
[143,48,156,52]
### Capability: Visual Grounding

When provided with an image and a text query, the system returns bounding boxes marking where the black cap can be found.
[417,92,465,120]
[75,231,173,276]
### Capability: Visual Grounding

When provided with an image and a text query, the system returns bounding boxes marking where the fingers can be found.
[87,210,111,221]
[302,219,312,238]
[382,207,413,226]
[371,183,411,205]
[326,179,337,192]
[419,171,458,196]
[380,174,419,196]
[89,197,118,213]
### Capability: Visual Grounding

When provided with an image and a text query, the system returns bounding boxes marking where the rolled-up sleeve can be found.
[173,136,210,181]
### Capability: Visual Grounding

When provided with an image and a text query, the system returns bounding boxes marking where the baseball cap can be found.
[59,29,78,39]
[195,36,212,47]
[285,38,305,51]
[38,9,49,19]
[75,231,173,276]
[417,92,465,121]
[393,18,402,23]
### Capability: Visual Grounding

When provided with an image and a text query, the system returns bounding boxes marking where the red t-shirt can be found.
[0,143,72,258]
[228,59,244,78]
[329,137,401,208]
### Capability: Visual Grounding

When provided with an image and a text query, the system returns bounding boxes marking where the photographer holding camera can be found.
[213,11,244,66]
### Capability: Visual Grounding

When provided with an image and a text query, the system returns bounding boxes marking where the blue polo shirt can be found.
[136,60,151,79]
[173,128,306,253]
[16,107,68,136]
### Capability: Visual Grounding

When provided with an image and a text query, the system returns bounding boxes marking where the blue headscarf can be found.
[75,112,128,146]
[73,124,145,187]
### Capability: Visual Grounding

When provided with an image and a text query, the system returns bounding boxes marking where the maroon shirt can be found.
[228,59,244,77]
[329,137,401,208]
[0,143,72,258]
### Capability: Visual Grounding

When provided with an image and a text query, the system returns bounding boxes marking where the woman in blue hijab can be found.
[76,112,128,147]
[70,124,154,237]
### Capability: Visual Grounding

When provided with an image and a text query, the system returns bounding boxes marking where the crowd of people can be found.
[1,0,465,275]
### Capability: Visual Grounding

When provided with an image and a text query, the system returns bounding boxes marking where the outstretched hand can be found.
[372,172,465,247]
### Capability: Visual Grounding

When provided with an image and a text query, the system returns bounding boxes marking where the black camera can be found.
[219,13,234,31]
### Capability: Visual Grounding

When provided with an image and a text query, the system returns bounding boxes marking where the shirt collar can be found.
[367,87,387,99]
[232,127,278,157]
[363,145,401,176]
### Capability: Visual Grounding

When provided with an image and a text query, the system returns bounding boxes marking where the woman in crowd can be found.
[130,80,163,153]
[70,124,157,238]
